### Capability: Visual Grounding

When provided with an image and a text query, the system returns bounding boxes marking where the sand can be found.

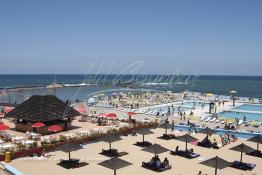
[9,127,262,175]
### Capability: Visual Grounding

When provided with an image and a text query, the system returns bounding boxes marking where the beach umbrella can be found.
[247,135,262,152]
[142,143,169,157]
[98,113,107,118]
[158,122,172,135]
[127,112,136,116]
[102,134,122,150]
[87,97,96,104]
[198,127,217,139]
[58,142,82,161]
[48,125,62,133]
[0,123,10,131]
[136,129,154,144]
[229,143,255,162]
[206,93,214,97]
[98,157,132,175]
[107,113,118,119]
[127,112,136,120]
[32,122,45,134]
[175,134,198,151]
[31,122,45,128]
[200,156,231,175]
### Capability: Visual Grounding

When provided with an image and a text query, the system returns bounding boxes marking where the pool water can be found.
[218,111,262,122]
[175,125,261,139]
[234,104,262,112]
[180,101,208,108]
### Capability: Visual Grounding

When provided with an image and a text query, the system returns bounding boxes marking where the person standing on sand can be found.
[171,120,175,132]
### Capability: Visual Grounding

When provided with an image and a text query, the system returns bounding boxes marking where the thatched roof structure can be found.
[6,95,81,122]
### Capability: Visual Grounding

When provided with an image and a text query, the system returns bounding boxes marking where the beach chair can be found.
[200,116,206,121]
[209,118,216,122]
[238,120,244,125]
[220,120,226,124]
[204,117,211,122]
[232,161,256,170]
[214,119,221,123]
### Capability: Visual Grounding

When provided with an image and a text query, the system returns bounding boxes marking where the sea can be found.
[0,74,262,104]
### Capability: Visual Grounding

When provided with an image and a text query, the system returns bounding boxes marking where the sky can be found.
[0,0,261,75]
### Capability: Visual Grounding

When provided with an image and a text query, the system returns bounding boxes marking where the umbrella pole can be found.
[68,151,71,160]
[109,142,112,150]
[165,125,167,135]
[113,157,116,175]
[185,136,188,151]
[240,151,243,163]
[257,142,259,152]
[143,134,145,143]
[215,157,218,175]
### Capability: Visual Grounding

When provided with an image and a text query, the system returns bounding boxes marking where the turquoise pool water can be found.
[180,101,208,108]
[218,111,262,122]
[175,125,261,139]
[234,104,262,112]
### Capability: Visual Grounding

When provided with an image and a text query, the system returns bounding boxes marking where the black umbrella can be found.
[175,134,198,151]
[142,143,169,157]
[136,129,154,143]
[200,156,231,175]
[58,142,82,160]
[158,123,172,135]
[229,143,255,162]
[99,157,132,175]
[198,127,217,138]
[247,135,262,152]
[102,134,122,150]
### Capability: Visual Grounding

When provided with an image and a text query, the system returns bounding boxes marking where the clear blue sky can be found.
[0,0,261,75]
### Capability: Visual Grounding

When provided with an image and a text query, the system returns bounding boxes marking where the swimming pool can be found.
[234,104,262,112]
[217,111,262,122]
[175,125,262,139]
[180,101,208,108]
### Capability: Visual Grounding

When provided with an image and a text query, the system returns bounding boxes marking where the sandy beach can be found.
[8,127,262,175]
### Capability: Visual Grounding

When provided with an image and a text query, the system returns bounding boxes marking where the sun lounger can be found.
[58,158,89,169]
[100,149,128,157]
[135,141,152,147]
[200,116,206,121]
[204,117,211,122]
[231,161,256,170]
[142,162,172,172]
[159,134,176,140]
[209,118,216,122]
[197,141,212,148]
[220,120,226,124]
[214,119,221,123]
[170,149,200,159]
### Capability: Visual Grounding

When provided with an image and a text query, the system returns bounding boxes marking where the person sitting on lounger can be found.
[149,157,155,166]
[213,138,218,146]
[162,157,169,168]
[201,136,212,147]
[155,155,161,167]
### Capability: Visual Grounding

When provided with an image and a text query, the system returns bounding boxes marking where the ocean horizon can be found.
[0,75,262,102]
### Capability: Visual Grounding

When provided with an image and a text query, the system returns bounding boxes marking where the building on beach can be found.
[5,95,81,134]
